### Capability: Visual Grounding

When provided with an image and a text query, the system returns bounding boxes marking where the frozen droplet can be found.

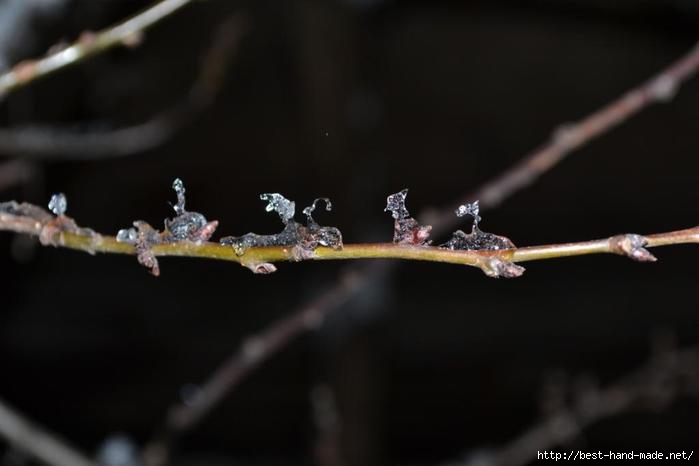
[261,193,295,224]
[455,201,481,226]
[116,228,137,244]
[172,178,186,215]
[48,193,67,216]
[96,433,138,466]
[385,189,409,220]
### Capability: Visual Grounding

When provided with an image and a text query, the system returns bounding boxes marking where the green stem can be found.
[3,210,697,276]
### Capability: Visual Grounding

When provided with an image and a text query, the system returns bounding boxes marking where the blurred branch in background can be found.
[0,0,71,72]
[0,397,97,466]
[0,14,248,159]
[448,335,699,466]
[139,40,699,464]
[0,0,194,99]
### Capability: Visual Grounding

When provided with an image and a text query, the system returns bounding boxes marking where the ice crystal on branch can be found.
[384,189,431,245]
[441,200,515,251]
[115,178,218,275]
[455,201,481,226]
[164,178,218,243]
[261,193,295,223]
[48,193,67,216]
[220,194,343,262]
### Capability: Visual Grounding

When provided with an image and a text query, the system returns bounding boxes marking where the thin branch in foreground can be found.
[141,40,699,461]
[0,0,195,98]
[1,186,697,277]
[0,397,98,466]
[445,338,699,466]
[0,15,248,159]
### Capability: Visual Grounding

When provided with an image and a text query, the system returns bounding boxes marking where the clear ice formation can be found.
[117,178,217,247]
[441,201,515,251]
[384,189,431,245]
[262,193,295,223]
[48,193,67,216]
[220,194,343,255]
[115,178,218,275]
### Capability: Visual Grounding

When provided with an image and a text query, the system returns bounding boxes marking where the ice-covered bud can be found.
[48,193,67,216]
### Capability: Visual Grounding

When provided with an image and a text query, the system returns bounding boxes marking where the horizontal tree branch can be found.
[0,0,194,98]
[1,206,697,277]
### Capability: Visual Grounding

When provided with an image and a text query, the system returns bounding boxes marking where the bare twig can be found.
[446,340,699,466]
[0,397,98,466]
[0,0,195,98]
[1,201,697,275]
[426,40,699,236]
[0,15,248,159]
[140,40,699,460]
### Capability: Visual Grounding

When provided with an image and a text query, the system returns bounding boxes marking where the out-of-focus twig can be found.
[426,40,699,237]
[311,384,345,466]
[447,340,699,466]
[0,397,98,466]
[140,40,699,459]
[0,15,248,159]
[0,0,194,98]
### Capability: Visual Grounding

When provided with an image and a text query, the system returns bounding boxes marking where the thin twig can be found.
[446,341,699,466]
[141,40,699,460]
[0,397,99,466]
[0,15,248,159]
[0,0,194,99]
[1,204,697,275]
[426,40,699,236]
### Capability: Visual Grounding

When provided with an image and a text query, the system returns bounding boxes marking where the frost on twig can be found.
[116,178,218,275]
[164,178,218,243]
[441,201,515,251]
[384,189,431,245]
[220,194,343,272]
[1,194,100,251]
[442,201,521,278]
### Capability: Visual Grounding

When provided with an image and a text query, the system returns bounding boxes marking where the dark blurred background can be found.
[1,1,699,465]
